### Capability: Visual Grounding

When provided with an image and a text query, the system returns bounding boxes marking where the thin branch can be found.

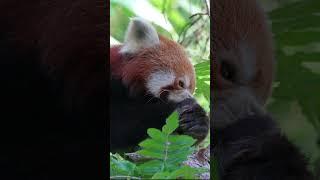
[189,12,209,19]
[179,15,202,44]
[203,36,210,55]
[162,0,169,24]
[204,0,210,17]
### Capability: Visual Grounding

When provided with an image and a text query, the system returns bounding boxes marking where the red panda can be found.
[110,18,195,103]
[212,0,313,179]
[110,18,208,150]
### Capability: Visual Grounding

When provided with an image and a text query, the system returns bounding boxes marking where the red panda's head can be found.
[212,0,275,128]
[111,18,195,103]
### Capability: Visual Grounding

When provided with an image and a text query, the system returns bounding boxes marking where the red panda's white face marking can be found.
[166,74,193,103]
[146,70,175,97]
[146,70,193,103]
[113,17,196,103]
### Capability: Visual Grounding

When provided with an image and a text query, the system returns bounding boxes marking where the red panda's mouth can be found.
[158,87,192,103]
[169,90,193,102]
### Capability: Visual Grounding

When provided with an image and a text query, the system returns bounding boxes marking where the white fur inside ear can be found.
[120,17,160,54]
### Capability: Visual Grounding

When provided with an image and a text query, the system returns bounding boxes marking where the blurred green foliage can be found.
[262,0,320,174]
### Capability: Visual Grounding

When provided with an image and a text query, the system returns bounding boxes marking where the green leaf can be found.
[166,166,199,179]
[271,15,320,35]
[275,30,320,46]
[110,153,137,176]
[194,60,210,104]
[151,171,171,179]
[270,0,320,35]
[270,0,320,20]
[137,160,163,176]
[137,149,163,159]
[138,139,165,152]
[162,111,179,135]
[168,135,196,146]
[147,128,166,143]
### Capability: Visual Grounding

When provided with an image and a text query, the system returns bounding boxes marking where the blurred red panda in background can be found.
[110,18,209,151]
[212,0,313,179]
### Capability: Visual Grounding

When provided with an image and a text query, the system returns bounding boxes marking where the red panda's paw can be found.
[176,98,209,144]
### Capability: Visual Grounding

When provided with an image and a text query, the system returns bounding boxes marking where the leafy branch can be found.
[110,112,208,179]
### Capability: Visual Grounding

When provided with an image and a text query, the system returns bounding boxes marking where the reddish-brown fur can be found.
[110,35,196,95]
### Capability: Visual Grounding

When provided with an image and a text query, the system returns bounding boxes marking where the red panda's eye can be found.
[178,80,185,88]
[220,60,236,82]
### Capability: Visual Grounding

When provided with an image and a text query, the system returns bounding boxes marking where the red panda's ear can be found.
[120,17,160,54]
